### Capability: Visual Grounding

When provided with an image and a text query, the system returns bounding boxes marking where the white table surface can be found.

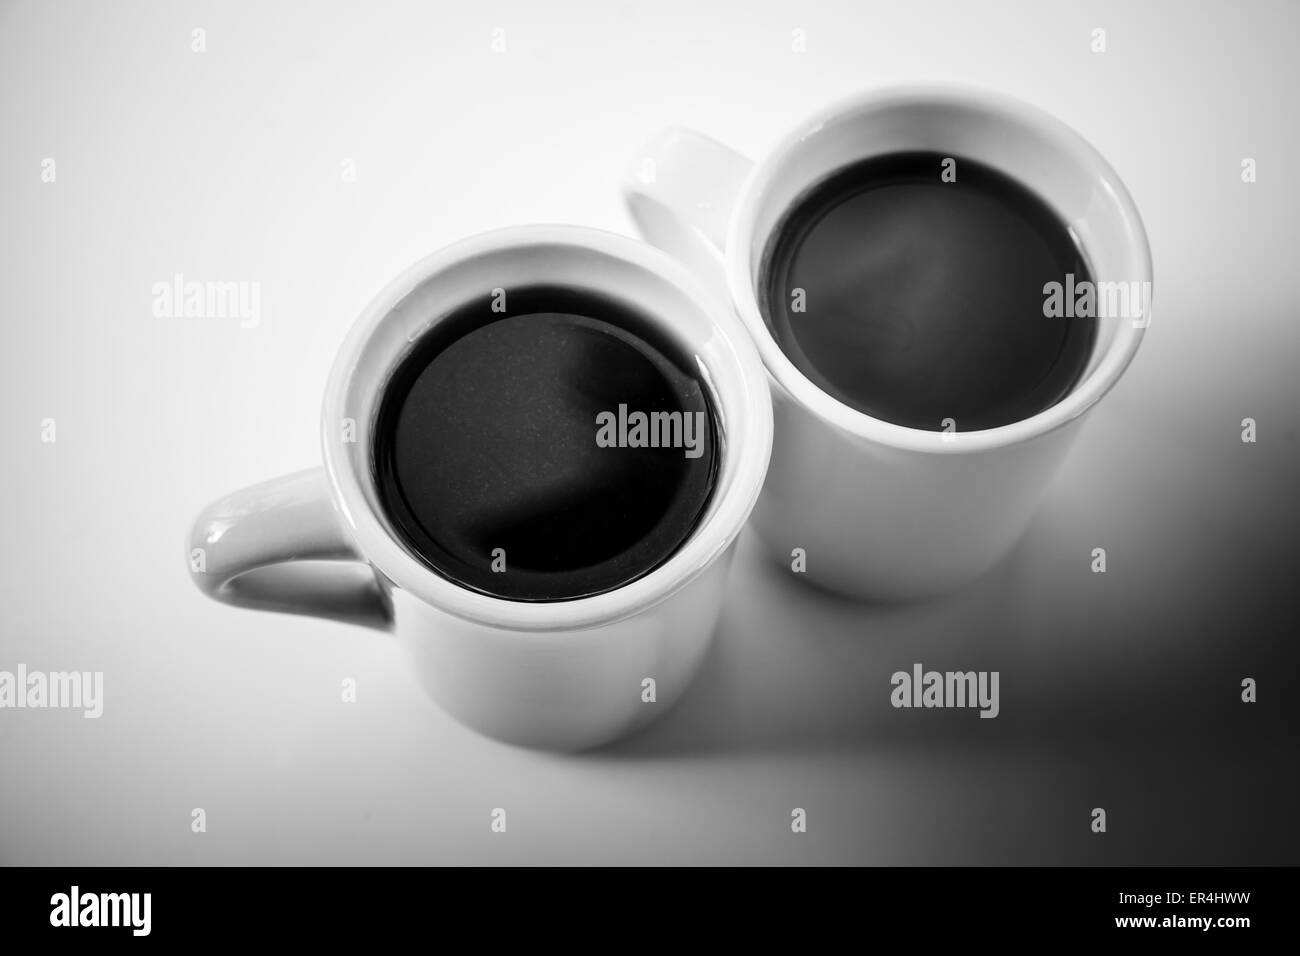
[1,0,1296,865]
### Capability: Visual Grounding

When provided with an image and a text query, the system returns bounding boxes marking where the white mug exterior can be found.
[189,225,774,750]
[624,85,1152,600]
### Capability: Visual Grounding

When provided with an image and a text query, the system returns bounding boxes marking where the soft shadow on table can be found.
[569,410,1300,863]
[595,528,1046,758]
[591,488,1299,763]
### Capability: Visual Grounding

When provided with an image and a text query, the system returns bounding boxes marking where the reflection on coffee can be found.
[373,286,719,602]
[760,151,1097,432]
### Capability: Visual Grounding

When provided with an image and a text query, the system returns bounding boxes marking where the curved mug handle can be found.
[621,127,754,282]
[188,468,393,631]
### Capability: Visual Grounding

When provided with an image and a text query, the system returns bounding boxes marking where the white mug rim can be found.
[320,224,774,633]
[724,83,1152,455]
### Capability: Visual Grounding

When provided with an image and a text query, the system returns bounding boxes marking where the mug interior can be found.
[730,86,1151,453]
[322,226,772,632]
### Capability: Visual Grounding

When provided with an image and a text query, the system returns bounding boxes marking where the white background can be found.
[2,0,1297,864]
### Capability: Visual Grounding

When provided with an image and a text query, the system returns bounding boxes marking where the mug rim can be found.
[725,82,1153,455]
[320,224,774,632]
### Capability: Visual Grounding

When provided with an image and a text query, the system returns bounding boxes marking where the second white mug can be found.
[624,84,1152,600]
[188,226,773,750]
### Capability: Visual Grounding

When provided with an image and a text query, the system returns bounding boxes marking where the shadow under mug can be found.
[187,225,774,751]
[624,84,1152,601]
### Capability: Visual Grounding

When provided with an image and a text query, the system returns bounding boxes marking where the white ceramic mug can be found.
[624,85,1152,600]
[187,225,773,750]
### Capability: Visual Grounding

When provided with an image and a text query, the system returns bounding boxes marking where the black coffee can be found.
[760,152,1096,431]
[373,286,719,602]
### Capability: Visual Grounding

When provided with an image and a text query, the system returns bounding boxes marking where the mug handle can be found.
[188,468,394,632]
[622,128,754,275]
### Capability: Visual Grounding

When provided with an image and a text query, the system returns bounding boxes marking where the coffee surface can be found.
[374,287,718,602]
[761,152,1096,431]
